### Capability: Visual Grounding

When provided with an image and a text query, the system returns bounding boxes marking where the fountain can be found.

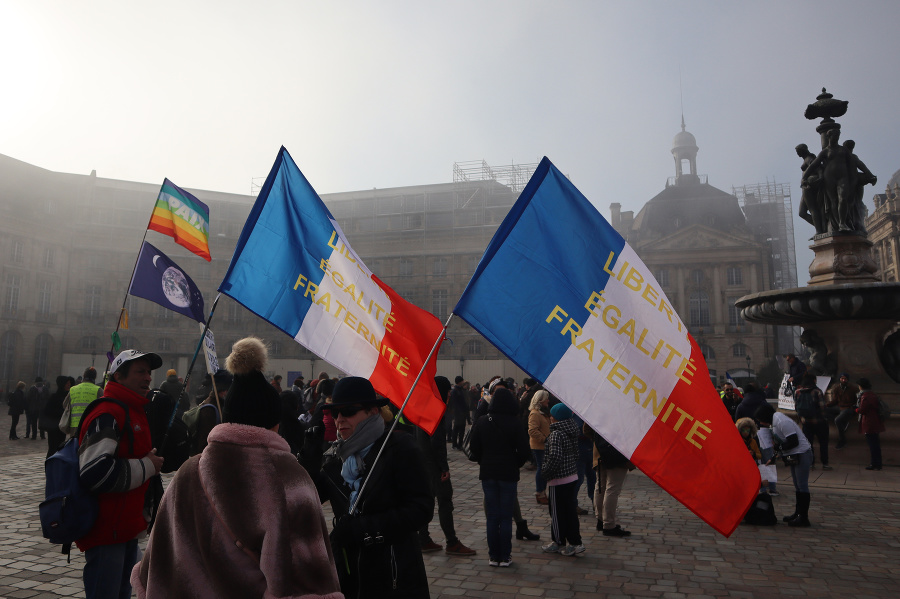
[736,89,900,407]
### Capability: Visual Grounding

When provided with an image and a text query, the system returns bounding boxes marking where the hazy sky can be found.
[3,1,899,272]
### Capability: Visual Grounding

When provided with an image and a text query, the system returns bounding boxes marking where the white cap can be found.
[109,349,163,375]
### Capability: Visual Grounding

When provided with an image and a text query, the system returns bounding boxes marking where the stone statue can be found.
[842,139,876,231]
[799,329,835,376]
[796,143,826,235]
[802,128,875,235]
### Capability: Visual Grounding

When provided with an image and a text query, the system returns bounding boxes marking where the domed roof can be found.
[672,117,698,151]
[889,168,900,189]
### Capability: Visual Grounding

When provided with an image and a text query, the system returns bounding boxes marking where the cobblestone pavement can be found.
[2,409,898,598]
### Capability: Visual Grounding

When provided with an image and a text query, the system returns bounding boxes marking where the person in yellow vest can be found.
[59,366,103,438]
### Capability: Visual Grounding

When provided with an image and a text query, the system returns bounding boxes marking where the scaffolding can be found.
[733,180,800,353]
[452,160,539,194]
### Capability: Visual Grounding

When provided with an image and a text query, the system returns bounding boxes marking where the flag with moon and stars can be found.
[129,241,206,323]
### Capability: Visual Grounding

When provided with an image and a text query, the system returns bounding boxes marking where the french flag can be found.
[220,147,446,434]
[454,157,759,536]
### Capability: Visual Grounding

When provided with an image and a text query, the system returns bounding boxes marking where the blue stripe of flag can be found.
[453,157,627,382]
[218,147,334,336]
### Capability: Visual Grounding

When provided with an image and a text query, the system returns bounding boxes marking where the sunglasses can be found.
[331,404,366,418]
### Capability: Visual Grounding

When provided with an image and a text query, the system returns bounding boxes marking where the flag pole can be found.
[102,199,159,383]
[349,313,453,516]
[159,293,222,457]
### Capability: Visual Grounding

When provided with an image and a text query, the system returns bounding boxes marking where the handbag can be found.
[781,453,800,466]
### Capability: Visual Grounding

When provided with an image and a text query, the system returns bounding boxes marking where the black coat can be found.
[469,391,530,481]
[304,428,433,599]
[7,389,25,416]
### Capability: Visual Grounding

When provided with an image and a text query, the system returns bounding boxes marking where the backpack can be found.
[793,388,817,420]
[39,398,132,560]
[145,390,191,473]
[743,492,777,526]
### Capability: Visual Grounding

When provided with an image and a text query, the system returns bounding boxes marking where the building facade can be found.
[866,170,900,282]
[609,122,796,382]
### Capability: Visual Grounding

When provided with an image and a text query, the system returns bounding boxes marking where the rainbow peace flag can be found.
[148,179,211,261]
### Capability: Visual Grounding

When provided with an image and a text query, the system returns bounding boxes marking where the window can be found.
[37,281,52,316]
[226,302,241,325]
[43,248,55,269]
[158,338,172,352]
[0,332,17,383]
[399,259,413,277]
[691,269,704,287]
[12,240,24,264]
[85,285,102,318]
[80,336,99,351]
[271,340,283,357]
[700,343,716,361]
[401,214,423,229]
[733,343,748,358]
[33,334,51,379]
[467,255,480,274]
[433,258,448,277]
[689,291,709,326]
[432,289,448,321]
[655,269,669,287]
[465,339,483,356]
[128,296,140,318]
[4,275,21,312]
[728,298,743,327]
[157,303,172,320]
[727,267,743,286]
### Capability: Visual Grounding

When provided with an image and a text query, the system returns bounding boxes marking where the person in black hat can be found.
[301,376,434,598]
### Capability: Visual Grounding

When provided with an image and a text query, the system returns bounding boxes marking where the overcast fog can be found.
[3,1,899,271]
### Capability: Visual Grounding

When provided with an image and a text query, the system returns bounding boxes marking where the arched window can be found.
[732,343,748,358]
[33,334,52,379]
[699,343,716,361]
[689,291,710,326]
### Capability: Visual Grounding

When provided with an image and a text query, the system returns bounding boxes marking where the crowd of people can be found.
[3,344,892,598]
[720,354,889,528]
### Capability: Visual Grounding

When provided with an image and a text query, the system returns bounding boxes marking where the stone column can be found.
[749,263,758,294]
[712,268,723,330]
[675,267,686,320]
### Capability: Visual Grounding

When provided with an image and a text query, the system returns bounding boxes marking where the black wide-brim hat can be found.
[322,376,388,411]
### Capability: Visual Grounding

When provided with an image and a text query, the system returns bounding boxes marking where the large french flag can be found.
[219,147,446,434]
[454,157,759,536]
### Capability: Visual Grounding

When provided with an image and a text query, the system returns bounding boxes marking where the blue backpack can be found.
[39,398,132,561]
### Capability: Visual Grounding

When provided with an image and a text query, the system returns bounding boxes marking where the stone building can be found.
[866,170,900,282]
[608,122,795,383]
[0,153,528,393]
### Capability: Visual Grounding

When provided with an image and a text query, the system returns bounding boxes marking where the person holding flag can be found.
[300,376,433,598]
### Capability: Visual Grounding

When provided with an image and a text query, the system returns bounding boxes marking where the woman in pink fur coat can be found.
[132,337,344,599]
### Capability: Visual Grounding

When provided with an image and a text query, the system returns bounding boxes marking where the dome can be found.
[672,128,697,151]
[888,167,900,189]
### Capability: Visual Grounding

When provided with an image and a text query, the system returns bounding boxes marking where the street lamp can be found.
[746,354,751,379]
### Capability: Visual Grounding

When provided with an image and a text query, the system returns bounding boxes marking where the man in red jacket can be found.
[78,350,164,599]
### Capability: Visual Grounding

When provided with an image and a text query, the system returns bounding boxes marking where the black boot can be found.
[515,519,540,541]
[596,518,603,532]
[783,492,801,522]
[788,492,811,527]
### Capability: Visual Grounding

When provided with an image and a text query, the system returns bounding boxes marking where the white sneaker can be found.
[499,558,512,567]
[488,559,499,567]
[541,542,560,553]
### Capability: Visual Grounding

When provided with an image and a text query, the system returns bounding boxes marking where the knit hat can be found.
[166,369,177,378]
[222,338,281,429]
[550,403,573,421]
[435,376,451,404]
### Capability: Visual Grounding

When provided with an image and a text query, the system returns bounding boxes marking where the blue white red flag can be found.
[129,241,205,323]
[726,372,737,388]
[219,147,446,434]
[454,157,759,536]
